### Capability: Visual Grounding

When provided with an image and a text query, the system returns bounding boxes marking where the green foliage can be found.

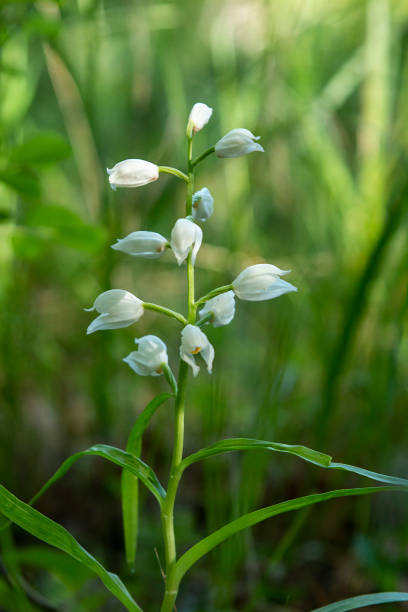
[1,0,408,609]
[9,132,71,165]
[122,392,173,567]
[0,484,143,612]
[311,592,408,612]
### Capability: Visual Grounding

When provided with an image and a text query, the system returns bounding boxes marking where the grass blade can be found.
[311,592,408,611]
[0,483,143,612]
[173,486,407,585]
[122,393,173,568]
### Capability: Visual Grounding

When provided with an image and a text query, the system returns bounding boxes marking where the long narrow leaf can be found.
[311,592,408,611]
[122,393,173,568]
[173,486,407,585]
[179,438,408,488]
[0,484,143,612]
[179,438,332,472]
[328,462,408,487]
[0,444,166,533]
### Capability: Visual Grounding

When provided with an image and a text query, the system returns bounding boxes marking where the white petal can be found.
[200,342,215,373]
[107,159,159,189]
[188,103,213,133]
[111,231,167,258]
[199,291,235,327]
[190,224,202,266]
[192,187,214,222]
[171,219,202,266]
[86,289,144,333]
[180,348,200,376]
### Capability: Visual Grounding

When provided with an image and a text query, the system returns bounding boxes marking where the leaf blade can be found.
[122,393,173,567]
[173,486,407,585]
[0,483,143,612]
[311,592,408,611]
[179,438,332,472]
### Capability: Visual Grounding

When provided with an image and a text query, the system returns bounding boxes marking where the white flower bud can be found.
[111,231,168,259]
[199,291,235,327]
[214,128,264,158]
[180,324,214,377]
[192,187,214,222]
[232,264,297,301]
[123,335,168,377]
[170,218,202,266]
[107,159,159,190]
[85,289,144,334]
[187,103,213,135]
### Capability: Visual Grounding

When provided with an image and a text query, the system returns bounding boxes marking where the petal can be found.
[87,314,139,334]
[200,342,215,373]
[190,224,203,265]
[180,347,200,376]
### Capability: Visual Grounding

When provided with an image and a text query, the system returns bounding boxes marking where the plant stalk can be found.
[159,135,197,612]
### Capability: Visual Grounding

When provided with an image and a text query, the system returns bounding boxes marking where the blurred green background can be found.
[1,0,408,610]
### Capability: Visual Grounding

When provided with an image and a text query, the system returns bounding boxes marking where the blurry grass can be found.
[0,0,408,610]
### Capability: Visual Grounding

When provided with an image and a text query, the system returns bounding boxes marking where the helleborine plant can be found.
[2,102,407,612]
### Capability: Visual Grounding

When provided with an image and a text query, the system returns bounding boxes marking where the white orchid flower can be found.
[170,218,203,266]
[180,324,214,377]
[215,128,264,158]
[111,231,168,258]
[232,264,297,301]
[187,103,213,135]
[192,187,214,222]
[123,335,168,376]
[107,159,159,190]
[198,291,235,327]
[86,289,144,334]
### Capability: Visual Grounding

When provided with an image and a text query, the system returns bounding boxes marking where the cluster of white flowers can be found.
[87,103,297,378]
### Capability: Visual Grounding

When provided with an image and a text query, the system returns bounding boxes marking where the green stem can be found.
[143,303,188,326]
[191,146,215,168]
[159,135,197,612]
[158,166,189,183]
[195,284,233,307]
[196,312,212,327]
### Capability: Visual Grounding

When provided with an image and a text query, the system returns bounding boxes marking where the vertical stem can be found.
[160,135,197,612]
[187,136,196,323]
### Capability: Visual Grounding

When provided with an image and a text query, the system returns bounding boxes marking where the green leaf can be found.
[179,438,332,473]
[122,393,173,568]
[328,462,408,487]
[179,438,408,488]
[24,204,106,253]
[0,444,165,536]
[35,445,165,506]
[0,169,41,198]
[310,592,408,611]
[9,132,71,165]
[0,484,143,612]
[173,486,407,585]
